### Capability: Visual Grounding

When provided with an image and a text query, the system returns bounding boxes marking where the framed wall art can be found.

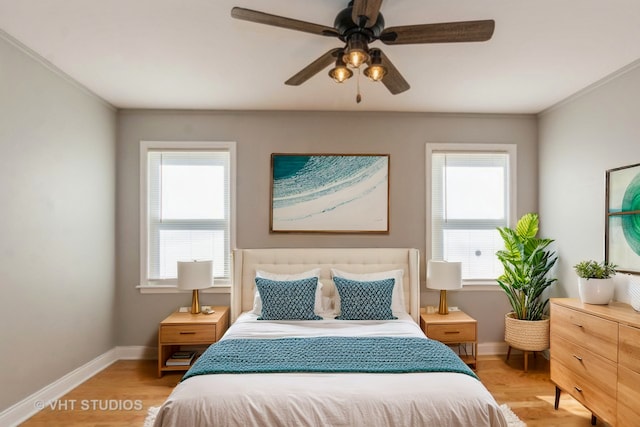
[606,162,640,273]
[270,154,389,233]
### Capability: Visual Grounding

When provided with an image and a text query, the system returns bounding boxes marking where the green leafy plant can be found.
[496,213,558,321]
[573,260,617,279]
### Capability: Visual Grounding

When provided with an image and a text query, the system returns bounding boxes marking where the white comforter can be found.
[154,313,507,427]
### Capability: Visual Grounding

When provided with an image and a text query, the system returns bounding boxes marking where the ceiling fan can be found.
[231,1,495,98]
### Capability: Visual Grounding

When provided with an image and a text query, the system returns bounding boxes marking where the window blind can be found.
[147,150,231,283]
[431,152,509,281]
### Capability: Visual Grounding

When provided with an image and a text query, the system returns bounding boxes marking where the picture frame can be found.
[270,154,390,233]
[605,162,640,273]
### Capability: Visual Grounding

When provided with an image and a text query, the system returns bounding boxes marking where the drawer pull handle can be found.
[179,332,197,335]
[572,323,583,328]
[444,331,461,334]
[572,354,583,361]
[574,386,583,393]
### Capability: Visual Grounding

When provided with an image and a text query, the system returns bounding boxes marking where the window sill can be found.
[426,285,501,292]
[425,281,502,292]
[137,285,231,294]
[460,284,503,291]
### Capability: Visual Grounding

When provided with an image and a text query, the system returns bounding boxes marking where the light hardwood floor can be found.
[21,354,603,426]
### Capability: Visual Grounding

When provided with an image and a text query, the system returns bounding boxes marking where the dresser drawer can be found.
[160,324,216,343]
[551,304,618,361]
[619,324,640,372]
[551,359,616,425]
[426,322,476,342]
[618,366,640,427]
[550,334,617,395]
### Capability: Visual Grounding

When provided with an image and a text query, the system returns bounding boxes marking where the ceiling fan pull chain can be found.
[356,68,362,103]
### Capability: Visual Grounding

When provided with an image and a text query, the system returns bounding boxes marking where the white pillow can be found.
[253,268,323,315]
[330,268,406,314]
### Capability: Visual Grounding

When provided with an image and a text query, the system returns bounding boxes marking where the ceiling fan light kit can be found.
[343,33,370,68]
[329,55,353,83]
[363,49,386,82]
[231,1,495,98]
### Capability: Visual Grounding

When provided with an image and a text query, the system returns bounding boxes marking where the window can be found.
[140,141,236,289]
[426,143,516,284]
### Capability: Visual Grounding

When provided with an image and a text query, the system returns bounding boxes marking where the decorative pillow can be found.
[333,277,397,320]
[253,269,323,315]
[255,277,323,321]
[330,268,405,314]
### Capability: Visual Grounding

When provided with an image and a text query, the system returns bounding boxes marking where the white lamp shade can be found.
[426,260,462,291]
[177,260,213,290]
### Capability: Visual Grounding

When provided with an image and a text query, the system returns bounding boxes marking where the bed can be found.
[154,248,507,427]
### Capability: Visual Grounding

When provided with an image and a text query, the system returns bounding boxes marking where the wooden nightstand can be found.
[420,310,478,369]
[157,306,229,377]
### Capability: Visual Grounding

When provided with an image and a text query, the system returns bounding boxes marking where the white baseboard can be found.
[0,348,119,427]
[484,343,551,360]
[116,345,157,360]
[479,341,509,355]
[0,346,157,426]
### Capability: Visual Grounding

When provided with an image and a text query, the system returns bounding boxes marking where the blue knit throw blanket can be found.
[182,336,477,382]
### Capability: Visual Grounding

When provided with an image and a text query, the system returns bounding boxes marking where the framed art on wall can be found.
[606,162,640,273]
[270,154,390,233]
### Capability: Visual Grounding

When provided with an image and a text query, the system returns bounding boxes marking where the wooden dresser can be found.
[550,298,640,426]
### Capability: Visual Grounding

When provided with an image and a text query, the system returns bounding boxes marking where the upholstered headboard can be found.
[232,248,420,323]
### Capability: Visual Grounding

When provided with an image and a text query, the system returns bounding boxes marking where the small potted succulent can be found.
[573,260,617,305]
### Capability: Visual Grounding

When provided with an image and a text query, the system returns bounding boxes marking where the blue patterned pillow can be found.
[334,277,397,320]
[255,277,322,320]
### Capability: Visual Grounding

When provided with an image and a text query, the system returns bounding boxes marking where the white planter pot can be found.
[578,277,614,305]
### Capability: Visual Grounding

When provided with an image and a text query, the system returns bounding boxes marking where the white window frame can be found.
[426,143,517,288]
[138,140,237,294]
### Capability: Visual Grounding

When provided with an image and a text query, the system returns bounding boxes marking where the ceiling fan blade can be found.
[380,20,495,45]
[285,48,343,86]
[351,0,383,28]
[231,7,339,38]
[376,50,410,95]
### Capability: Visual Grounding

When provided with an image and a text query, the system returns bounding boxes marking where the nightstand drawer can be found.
[426,322,476,342]
[160,324,216,343]
[420,311,477,369]
[158,307,230,377]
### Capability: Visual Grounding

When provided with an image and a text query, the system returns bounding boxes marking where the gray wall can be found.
[539,62,640,299]
[0,35,116,411]
[116,110,537,348]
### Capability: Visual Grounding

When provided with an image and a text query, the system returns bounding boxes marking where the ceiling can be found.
[1,0,640,114]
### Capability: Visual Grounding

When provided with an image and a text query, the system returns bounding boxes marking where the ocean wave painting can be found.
[271,154,389,232]
[606,163,640,273]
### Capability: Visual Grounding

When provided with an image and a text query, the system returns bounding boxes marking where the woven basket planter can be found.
[504,312,550,351]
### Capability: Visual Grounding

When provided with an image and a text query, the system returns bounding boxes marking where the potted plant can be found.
[496,213,557,358]
[573,260,616,304]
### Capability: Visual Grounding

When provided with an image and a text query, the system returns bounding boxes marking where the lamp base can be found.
[438,290,449,315]
[191,290,201,314]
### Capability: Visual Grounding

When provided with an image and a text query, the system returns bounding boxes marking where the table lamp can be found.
[177,260,213,314]
[427,260,462,315]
